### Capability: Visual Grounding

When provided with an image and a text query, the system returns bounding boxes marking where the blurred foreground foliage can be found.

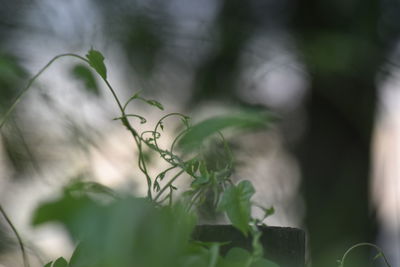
[32,180,278,267]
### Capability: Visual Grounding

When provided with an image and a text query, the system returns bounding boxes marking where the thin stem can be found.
[157,191,172,205]
[122,90,142,111]
[154,170,184,202]
[154,165,179,187]
[0,53,86,130]
[114,114,146,124]
[153,113,187,162]
[186,188,204,212]
[170,129,188,155]
[137,140,153,199]
[0,203,29,267]
[339,242,391,267]
[102,79,125,116]
[98,76,156,198]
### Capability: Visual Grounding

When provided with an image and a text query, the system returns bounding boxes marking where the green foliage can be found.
[144,99,164,110]
[178,111,273,152]
[337,243,392,267]
[222,248,279,267]
[43,257,68,267]
[32,180,278,267]
[218,181,255,235]
[2,48,280,267]
[86,49,107,80]
[34,185,196,267]
[53,257,68,267]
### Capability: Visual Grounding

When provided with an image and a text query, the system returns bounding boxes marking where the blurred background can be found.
[0,0,399,266]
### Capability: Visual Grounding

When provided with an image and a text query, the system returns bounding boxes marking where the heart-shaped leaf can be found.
[218,180,255,235]
[53,257,68,267]
[86,49,107,80]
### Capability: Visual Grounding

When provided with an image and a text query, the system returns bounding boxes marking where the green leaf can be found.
[265,207,275,216]
[153,181,160,191]
[251,258,280,267]
[31,192,95,241]
[86,49,107,80]
[65,179,117,199]
[33,194,196,267]
[53,257,68,267]
[43,262,53,267]
[225,247,251,262]
[157,172,166,181]
[71,64,100,96]
[191,175,209,188]
[178,111,273,152]
[146,99,164,110]
[217,248,250,267]
[181,243,215,267]
[181,116,190,128]
[218,180,255,235]
[223,248,280,267]
[69,242,96,267]
[199,161,209,177]
[260,206,275,221]
[192,161,199,173]
[130,91,141,100]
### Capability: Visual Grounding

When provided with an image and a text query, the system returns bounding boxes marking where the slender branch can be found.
[154,170,184,202]
[153,113,188,164]
[186,188,204,212]
[102,79,125,116]
[0,203,29,267]
[0,53,87,130]
[339,242,391,267]
[98,76,156,198]
[137,140,153,199]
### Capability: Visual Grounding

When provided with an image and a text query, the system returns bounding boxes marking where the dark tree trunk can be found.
[290,0,383,266]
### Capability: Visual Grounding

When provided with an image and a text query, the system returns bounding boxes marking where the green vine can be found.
[0,204,29,267]
[337,242,392,267]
